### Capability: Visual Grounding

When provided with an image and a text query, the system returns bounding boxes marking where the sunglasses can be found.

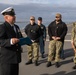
[55,16,60,18]
[30,19,35,20]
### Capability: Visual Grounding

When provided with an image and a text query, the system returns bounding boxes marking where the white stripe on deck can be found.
[67,33,71,35]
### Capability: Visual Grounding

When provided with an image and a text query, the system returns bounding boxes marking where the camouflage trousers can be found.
[48,40,63,62]
[74,53,76,64]
[27,42,39,61]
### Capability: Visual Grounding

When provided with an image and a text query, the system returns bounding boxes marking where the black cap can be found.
[38,17,42,21]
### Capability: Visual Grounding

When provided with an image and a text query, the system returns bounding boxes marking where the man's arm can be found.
[0,25,19,47]
[71,25,76,53]
[60,23,68,39]
[0,25,11,47]
[48,24,52,38]
[24,25,28,35]
[43,25,46,40]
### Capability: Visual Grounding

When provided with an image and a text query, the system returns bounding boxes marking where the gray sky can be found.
[0,0,76,7]
[0,0,76,24]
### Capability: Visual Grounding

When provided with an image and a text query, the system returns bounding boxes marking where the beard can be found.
[55,19,61,22]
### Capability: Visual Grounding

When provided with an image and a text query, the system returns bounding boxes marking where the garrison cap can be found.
[1,7,15,16]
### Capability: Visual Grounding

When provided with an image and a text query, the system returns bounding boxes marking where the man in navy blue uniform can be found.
[0,7,22,75]
[37,17,46,58]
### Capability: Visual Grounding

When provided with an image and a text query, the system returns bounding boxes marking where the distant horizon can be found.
[0,0,76,7]
[0,2,76,25]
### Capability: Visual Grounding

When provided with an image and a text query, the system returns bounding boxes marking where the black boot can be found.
[55,62,60,68]
[34,60,39,66]
[41,54,45,58]
[25,59,32,65]
[46,62,52,67]
[73,64,76,69]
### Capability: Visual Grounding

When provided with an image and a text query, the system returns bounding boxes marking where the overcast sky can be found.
[0,0,76,25]
[0,0,76,7]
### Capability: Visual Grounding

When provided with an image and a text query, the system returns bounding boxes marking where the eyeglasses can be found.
[30,19,35,21]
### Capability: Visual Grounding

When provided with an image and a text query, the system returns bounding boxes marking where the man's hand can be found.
[74,49,76,53]
[44,38,46,41]
[12,38,19,45]
[71,40,76,52]
[52,36,56,40]
[55,37,61,40]
[71,40,74,45]
[71,40,75,48]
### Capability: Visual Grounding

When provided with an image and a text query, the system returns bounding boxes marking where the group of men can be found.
[0,7,76,75]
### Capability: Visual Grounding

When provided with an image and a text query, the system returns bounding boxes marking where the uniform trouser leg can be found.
[27,45,33,60]
[0,63,19,75]
[48,40,56,62]
[55,41,62,62]
[39,37,45,54]
[32,43,39,61]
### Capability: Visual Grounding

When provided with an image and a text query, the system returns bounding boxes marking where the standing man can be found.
[37,17,46,58]
[0,7,22,75]
[24,16,42,66]
[71,22,76,69]
[47,13,67,68]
